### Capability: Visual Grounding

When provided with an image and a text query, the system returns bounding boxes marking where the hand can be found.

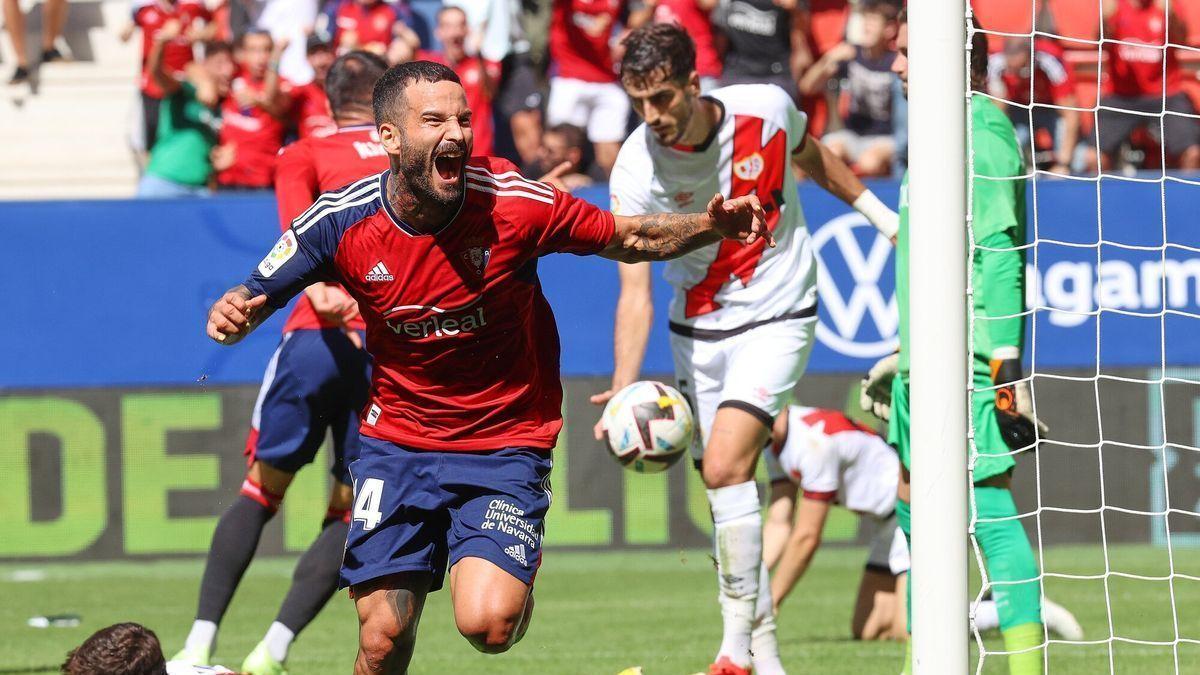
[1048,162,1071,175]
[538,160,574,192]
[211,143,236,171]
[991,358,1050,449]
[119,22,136,43]
[707,193,774,247]
[860,353,899,422]
[157,18,182,42]
[305,283,360,325]
[207,290,268,345]
[828,42,856,62]
[272,35,291,58]
[589,383,627,440]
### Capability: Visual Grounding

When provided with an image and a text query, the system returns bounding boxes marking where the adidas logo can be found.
[365,261,394,282]
[503,543,527,566]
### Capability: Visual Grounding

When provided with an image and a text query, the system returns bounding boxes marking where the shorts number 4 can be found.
[353,477,384,531]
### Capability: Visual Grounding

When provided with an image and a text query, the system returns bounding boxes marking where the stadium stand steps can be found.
[0,0,139,199]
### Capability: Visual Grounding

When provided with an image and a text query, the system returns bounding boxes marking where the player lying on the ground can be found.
[864,13,1060,674]
[592,23,899,675]
[205,60,772,675]
[761,405,908,641]
[65,622,236,674]
[175,52,390,675]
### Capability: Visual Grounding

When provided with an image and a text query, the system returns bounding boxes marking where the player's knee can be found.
[456,611,519,654]
[701,456,750,488]
[359,615,411,667]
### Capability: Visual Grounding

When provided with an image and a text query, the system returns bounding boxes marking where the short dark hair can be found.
[327,51,388,117]
[970,16,988,88]
[373,60,462,126]
[546,123,587,151]
[61,623,167,675]
[620,23,696,85]
[861,0,899,20]
[235,28,272,50]
[202,40,233,59]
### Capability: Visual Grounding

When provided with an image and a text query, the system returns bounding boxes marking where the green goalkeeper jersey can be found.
[896,94,1026,379]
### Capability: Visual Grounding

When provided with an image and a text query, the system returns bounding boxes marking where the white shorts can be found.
[866,514,910,576]
[670,316,816,463]
[546,77,631,144]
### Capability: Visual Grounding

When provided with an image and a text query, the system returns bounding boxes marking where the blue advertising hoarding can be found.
[2,177,1198,389]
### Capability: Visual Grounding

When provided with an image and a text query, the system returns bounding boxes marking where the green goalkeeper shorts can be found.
[887,374,1015,483]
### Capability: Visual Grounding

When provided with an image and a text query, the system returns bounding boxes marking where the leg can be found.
[3,0,28,68]
[449,557,533,653]
[40,0,67,54]
[1162,95,1200,171]
[179,461,293,663]
[851,567,898,640]
[247,482,354,670]
[856,137,895,177]
[353,573,431,674]
[586,82,631,178]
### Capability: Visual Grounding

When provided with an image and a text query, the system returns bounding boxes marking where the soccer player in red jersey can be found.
[175,52,389,674]
[205,60,769,673]
[419,6,503,156]
[213,31,292,190]
[1100,0,1200,169]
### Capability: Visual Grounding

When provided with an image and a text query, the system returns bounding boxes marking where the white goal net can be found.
[962,0,1200,672]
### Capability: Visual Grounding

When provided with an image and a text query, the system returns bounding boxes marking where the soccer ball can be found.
[601,380,695,473]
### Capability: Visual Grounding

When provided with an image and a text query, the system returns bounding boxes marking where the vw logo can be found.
[810,212,898,359]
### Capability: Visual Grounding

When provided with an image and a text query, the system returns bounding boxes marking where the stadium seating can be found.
[0,0,139,198]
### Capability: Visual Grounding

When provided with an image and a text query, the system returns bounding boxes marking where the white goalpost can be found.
[908,1,970,673]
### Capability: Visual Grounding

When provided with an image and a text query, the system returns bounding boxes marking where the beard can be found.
[396,133,465,211]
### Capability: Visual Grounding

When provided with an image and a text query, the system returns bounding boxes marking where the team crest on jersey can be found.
[734,153,765,181]
[674,191,694,208]
[461,246,491,276]
[258,230,296,278]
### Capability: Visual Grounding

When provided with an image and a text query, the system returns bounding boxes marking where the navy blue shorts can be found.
[245,329,370,484]
[341,437,553,592]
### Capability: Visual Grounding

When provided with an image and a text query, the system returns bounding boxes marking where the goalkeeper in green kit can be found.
[861,13,1065,675]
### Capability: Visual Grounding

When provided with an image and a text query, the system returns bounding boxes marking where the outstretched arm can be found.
[794,134,899,241]
[600,194,772,263]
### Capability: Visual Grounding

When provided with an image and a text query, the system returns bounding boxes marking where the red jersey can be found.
[1105,0,1182,97]
[653,0,721,79]
[274,124,389,332]
[550,0,622,83]
[987,39,1074,107]
[245,158,616,451]
[291,81,336,139]
[419,51,502,156]
[135,0,211,98]
[217,74,291,188]
[335,0,399,52]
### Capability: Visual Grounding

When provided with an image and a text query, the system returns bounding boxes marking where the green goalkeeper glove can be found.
[860,353,898,422]
[990,353,1049,449]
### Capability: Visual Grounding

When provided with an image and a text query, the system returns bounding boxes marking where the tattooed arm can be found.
[600,194,773,263]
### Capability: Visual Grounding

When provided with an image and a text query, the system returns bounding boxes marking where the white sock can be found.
[184,620,218,654]
[263,621,295,662]
[750,562,786,675]
[973,599,1000,633]
[708,481,763,668]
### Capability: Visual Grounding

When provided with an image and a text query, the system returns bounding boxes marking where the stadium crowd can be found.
[7,0,1198,195]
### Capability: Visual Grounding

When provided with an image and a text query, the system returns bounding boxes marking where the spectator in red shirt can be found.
[333,0,420,64]
[418,6,503,156]
[213,30,292,190]
[290,37,338,138]
[547,0,631,175]
[1099,0,1200,169]
[988,37,1080,174]
[127,0,214,153]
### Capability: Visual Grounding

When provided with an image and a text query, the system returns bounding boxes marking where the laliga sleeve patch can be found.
[258,230,297,278]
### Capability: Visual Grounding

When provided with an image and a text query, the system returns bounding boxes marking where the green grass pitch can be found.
[2,544,1197,673]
